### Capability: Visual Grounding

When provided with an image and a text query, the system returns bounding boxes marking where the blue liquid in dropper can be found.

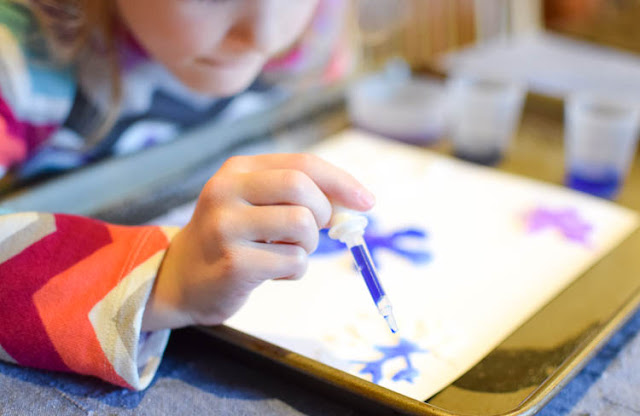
[350,245,385,305]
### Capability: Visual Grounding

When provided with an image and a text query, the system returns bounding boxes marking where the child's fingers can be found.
[238,169,332,228]
[224,153,375,211]
[239,205,319,254]
[229,242,309,285]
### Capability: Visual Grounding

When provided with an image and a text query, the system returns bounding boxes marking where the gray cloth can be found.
[2,309,640,416]
[0,329,356,416]
[541,307,640,416]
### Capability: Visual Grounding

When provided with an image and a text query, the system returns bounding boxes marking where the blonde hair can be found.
[12,0,122,144]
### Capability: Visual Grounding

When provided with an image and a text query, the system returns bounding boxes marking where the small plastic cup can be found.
[448,75,526,165]
[564,92,640,199]
[346,63,448,146]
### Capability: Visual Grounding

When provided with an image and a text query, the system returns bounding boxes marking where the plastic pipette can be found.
[329,207,398,333]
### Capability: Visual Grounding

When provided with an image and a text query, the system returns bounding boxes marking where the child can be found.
[0,0,374,390]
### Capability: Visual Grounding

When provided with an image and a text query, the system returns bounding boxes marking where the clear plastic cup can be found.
[565,92,640,199]
[448,75,526,165]
[347,73,448,146]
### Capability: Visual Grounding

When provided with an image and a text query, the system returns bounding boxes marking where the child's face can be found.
[116,0,319,96]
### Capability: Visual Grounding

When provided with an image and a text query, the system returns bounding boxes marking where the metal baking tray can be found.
[198,223,640,415]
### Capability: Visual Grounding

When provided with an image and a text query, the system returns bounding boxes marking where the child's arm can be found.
[0,212,177,390]
[141,153,375,331]
[0,153,373,390]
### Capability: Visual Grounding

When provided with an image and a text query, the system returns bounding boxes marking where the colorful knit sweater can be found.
[0,212,177,389]
[0,2,188,390]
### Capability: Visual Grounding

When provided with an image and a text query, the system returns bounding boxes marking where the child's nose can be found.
[226,0,278,55]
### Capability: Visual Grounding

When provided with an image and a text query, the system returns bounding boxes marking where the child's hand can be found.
[142,153,375,331]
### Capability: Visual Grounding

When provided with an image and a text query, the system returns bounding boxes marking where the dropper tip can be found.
[385,313,399,334]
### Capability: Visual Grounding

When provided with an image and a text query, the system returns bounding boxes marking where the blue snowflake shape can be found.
[352,338,428,384]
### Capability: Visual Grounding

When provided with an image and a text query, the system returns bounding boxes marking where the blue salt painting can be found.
[353,338,429,384]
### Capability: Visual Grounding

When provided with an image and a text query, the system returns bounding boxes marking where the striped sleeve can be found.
[0,2,76,178]
[0,212,179,390]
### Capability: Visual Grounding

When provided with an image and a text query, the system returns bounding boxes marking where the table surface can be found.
[1,309,640,416]
[2,95,640,416]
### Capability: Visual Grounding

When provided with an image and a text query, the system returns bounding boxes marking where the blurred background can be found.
[6,0,640,213]
[351,0,640,74]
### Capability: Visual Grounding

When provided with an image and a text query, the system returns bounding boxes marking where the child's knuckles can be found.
[286,206,316,236]
[221,155,250,171]
[292,152,319,171]
[280,169,311,200]
[201,176,235,205]
[214,210,241,241]
[216,245,246,279]
[198,208,237,243]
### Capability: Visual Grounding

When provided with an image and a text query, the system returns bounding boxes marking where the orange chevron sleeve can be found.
[0,211,180,390]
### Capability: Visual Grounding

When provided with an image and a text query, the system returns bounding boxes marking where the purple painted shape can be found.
[524,207,593,246]
[314,217,432,268]
[352,338,428,384]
